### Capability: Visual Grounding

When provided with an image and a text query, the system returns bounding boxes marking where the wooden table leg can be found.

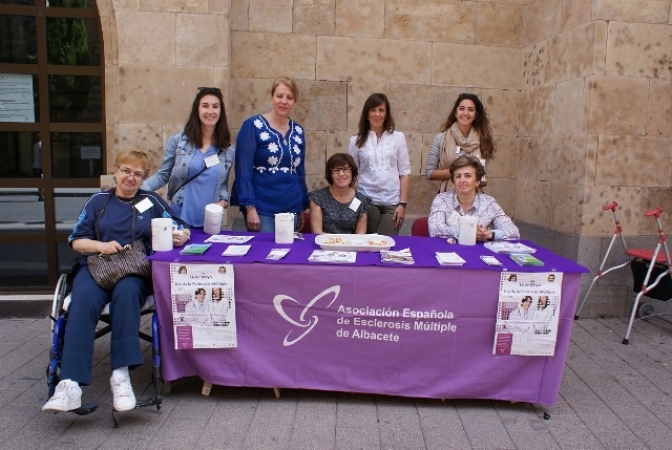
[201,381,213,396]
[273,388,281,399]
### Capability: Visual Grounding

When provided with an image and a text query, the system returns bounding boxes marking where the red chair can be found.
[411,217,429,237]
[297,211,312,234]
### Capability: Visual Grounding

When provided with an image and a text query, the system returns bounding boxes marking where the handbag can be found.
[86,192,151,289]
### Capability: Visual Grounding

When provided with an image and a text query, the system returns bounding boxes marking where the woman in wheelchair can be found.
[43,149,190,413]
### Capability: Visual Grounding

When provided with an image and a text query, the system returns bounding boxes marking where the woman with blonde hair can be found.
[231,77,308,232]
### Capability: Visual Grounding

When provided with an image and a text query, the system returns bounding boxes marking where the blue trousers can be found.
[60,265,150,385]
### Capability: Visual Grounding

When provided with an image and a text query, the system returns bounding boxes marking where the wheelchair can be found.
[46,261,163,421]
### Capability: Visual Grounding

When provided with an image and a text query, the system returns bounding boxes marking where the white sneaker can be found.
[110,374,136,411]
[42,380,82,413]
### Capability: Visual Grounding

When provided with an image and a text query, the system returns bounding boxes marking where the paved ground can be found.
[1,313,672,450]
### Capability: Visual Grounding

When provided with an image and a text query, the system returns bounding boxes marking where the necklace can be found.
[115,194,134,205]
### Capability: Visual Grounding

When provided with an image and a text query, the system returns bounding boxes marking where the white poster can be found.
[0,73,35,123]
[493,272,563,356]
[170,263,237,349]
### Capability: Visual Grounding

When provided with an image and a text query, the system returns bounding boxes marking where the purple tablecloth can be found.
[149,230,588,274]
[150,231,588,405]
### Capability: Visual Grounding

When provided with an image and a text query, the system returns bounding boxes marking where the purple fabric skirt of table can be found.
[149,231,588,405]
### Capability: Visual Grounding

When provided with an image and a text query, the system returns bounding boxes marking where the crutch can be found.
[622,207,672,344]
[575,202,631,319]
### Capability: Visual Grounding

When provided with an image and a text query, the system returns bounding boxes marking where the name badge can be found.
[204,154,220,168]
[135,197,153,213]
[349,197,361,212]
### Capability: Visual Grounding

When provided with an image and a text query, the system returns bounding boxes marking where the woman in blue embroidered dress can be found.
[231,77,309,232]
[141,87,235,228]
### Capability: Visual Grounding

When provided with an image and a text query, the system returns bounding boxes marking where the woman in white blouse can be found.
[348,93,411,235]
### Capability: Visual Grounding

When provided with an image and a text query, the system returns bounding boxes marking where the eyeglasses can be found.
[118,167,146,180]
[331,168,352,175]
[198,86,222,93]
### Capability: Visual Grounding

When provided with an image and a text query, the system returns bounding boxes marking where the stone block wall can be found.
[98,0,672,317]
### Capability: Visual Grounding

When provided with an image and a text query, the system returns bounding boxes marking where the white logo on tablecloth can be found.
[273,285,340,346]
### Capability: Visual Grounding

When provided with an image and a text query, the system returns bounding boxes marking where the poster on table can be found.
[169,263,237,349]
[493,271,562,356]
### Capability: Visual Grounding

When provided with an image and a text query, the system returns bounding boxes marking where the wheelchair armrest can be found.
[61,257,82,276]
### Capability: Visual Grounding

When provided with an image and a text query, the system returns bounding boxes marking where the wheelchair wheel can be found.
[51,274,69,331]
[637,302,655,318]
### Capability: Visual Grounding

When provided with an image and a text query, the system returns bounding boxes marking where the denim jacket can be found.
[141,133,235,206]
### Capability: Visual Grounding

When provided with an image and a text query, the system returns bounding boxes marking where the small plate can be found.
[315,234,395,252]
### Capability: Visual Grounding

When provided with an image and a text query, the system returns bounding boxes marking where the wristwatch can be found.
[399,201,408,208]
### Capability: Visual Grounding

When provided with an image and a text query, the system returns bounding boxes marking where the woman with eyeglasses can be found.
[43,149,189,414]
[309,153,371,234]
[141,87,234,228]
[348,93,411,236]
[425,93,495,192]
[231,77,309,232]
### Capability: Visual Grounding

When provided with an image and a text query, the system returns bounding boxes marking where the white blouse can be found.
[348,130,411,206]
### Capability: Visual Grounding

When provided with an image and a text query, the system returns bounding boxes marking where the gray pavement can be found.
[1,314,672,449]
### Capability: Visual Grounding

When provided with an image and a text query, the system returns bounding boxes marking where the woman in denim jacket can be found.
[142,87,235,227]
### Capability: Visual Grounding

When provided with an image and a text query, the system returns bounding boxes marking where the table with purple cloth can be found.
[149,230,588,405]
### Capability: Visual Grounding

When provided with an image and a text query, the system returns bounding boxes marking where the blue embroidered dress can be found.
[231,115,309,216]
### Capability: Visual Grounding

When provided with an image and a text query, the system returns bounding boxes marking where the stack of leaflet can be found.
[435,252,466,266]
[380,248,414,265]
[484,241,537,254]
[509,253,544,267]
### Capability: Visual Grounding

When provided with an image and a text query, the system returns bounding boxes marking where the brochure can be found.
[509,253,544,267]
[221,245,251,257]
[204,235,254,244]
[380,248,415,265]
[435,252,466,266]
[179,243,212,255]
[308,250,357,264]
[266,248,291,260]
[484,241,537,254]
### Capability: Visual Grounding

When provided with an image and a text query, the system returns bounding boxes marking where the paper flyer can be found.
[170,263,237,349]
[493,271,562,356]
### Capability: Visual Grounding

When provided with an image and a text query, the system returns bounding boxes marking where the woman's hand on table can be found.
[246,206,260,231]
[477,225,494,242]
[173,229,190,247]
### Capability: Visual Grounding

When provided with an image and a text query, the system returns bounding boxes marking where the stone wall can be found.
[98,0,672,317]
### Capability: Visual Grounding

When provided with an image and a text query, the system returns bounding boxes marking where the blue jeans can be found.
[244,212,299,234]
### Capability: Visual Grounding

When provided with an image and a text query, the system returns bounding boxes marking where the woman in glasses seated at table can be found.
[428,155,519,241]
[141,87,235,228]
[309,153,371,234]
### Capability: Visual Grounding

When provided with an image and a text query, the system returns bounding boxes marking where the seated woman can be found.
[428,155,519,241]
[309,153,370,234]
[43,149,189,414]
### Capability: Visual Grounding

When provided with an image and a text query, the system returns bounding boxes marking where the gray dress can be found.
[309,188,371,234]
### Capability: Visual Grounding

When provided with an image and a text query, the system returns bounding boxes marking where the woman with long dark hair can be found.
[348,93,410,235]
[425,93,494,192]
[142,87,235,227]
